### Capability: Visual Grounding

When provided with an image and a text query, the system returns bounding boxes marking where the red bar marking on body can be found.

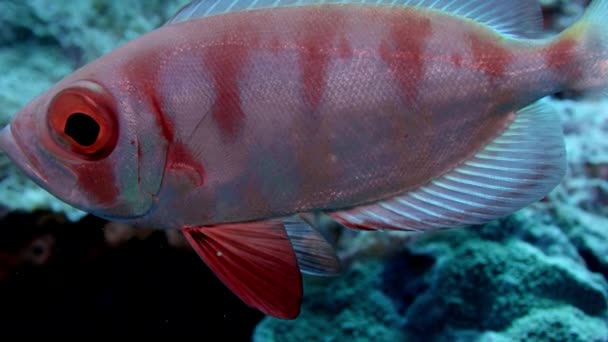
[468,33,513,83]
[338,36,353,59]
[167,143,206,187]
[151,94,174,143]
[379,13,432,104]
[203,24,258,139]
[545,38,582,80]
[451,53,464,68]
[299,8,346,111]
[269,36,282,54]
[122,49,175,143]
[74,160,119,205]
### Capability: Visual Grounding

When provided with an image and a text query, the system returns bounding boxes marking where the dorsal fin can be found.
[166,0,543,38]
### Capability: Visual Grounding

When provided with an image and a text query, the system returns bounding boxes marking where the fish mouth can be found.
[0,124,49,189]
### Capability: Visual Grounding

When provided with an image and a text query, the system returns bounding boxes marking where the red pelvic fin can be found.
[181,220,303,319]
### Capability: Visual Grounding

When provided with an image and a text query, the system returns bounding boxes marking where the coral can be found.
[0,0,187,64]
[554,205,608,282]
[254,260,407,342]
[551,99,608,217]
[402,226,607,339]
[489,306,608,342]
[255,209,608,341]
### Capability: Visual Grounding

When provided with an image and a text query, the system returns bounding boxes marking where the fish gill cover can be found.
[0,0,606,340]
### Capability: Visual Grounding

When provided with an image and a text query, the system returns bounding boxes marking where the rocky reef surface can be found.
[0,0,607,340]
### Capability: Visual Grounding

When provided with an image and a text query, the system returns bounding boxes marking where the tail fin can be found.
[554,0,608,97]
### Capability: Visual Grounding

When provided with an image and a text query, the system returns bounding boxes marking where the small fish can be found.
[1,0,607,319]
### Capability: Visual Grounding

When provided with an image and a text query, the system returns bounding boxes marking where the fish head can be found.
[0,79,164,221]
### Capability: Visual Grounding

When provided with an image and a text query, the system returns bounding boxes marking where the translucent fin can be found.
[585,0,608,25]
[181,220,302,319]
[328,99,566,231]
[166,0,543,38]
[283,216,341,276]
[563,0,608,97]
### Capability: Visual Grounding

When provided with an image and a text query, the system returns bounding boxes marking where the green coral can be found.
[555,205,608,278]
[0,0,187,64]
[254,261,407,342]
[254,211,608,342]
[405,229,607,337]
[497,306,608,342]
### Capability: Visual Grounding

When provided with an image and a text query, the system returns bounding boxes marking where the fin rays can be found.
[166,0,543,38]
[329,99,566,231]
[181,216,340,318]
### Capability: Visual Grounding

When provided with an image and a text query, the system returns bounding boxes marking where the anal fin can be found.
[329,99,567,231]
[284,216,341,276]
[181,216,340,319]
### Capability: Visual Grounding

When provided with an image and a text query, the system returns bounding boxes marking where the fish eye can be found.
[47,84,118,159]
[64,112,100,147]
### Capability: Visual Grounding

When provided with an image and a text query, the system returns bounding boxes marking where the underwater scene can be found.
[1,0,607,340]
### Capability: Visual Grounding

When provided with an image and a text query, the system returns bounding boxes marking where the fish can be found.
[1,0,607,319]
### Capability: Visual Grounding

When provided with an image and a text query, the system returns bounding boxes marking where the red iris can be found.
[47,85,118,160]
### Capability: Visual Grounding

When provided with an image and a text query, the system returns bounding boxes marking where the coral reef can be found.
[255,202,608,341]
[254,260,407,342]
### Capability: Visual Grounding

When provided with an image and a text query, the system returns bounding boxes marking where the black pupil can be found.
[64,113,100,147]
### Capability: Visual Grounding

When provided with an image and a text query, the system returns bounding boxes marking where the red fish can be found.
[1,0,607,318]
